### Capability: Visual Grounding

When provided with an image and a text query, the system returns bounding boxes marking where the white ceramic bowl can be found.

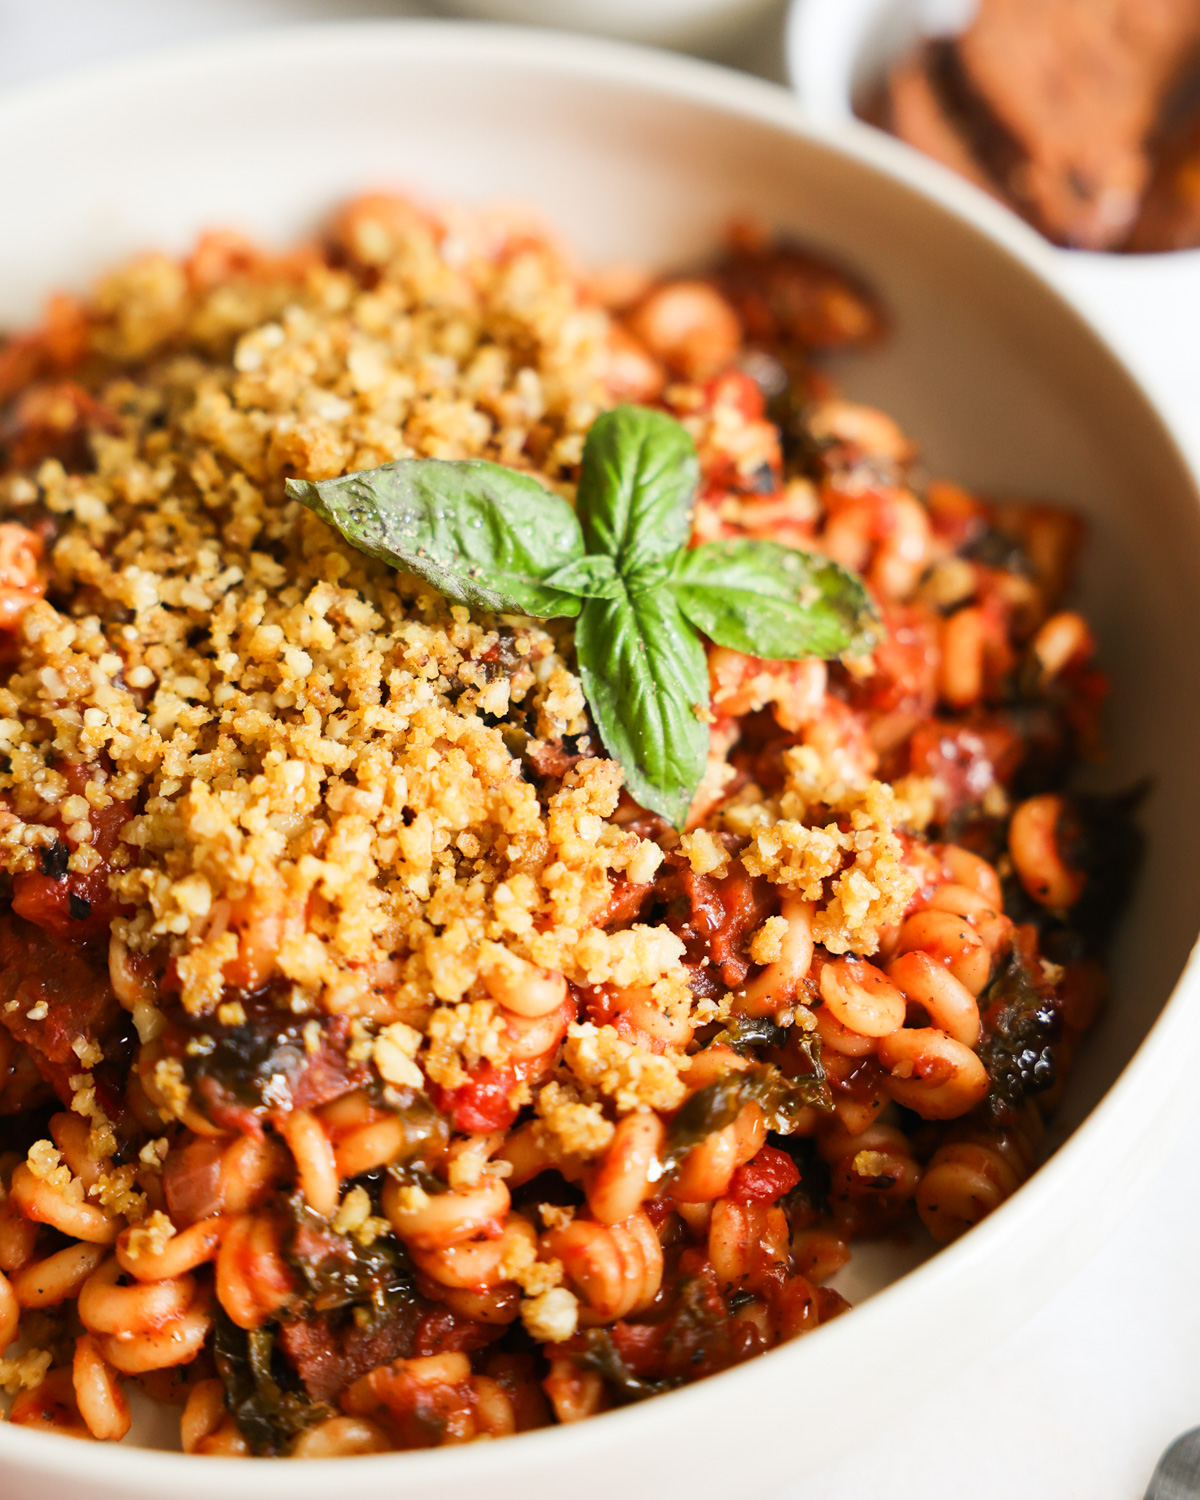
[786,0,973,125]
[1,21,1200,1500]
[785,0,1200,454]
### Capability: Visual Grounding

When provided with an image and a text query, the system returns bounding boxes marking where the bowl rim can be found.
[0,16,1198,1489]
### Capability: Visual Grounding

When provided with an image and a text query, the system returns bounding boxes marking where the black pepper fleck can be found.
[39,842,70,880]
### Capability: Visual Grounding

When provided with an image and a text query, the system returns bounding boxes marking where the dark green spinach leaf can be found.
[571,1328,678,1403]
[660,1058,831,1179]
[213,1312,332,1456]
[977,949,1061,1126]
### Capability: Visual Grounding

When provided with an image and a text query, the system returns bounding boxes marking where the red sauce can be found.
[10,768,131,943]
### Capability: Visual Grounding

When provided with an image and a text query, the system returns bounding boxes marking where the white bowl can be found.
[786,0,973,125]
[2,20,1200,1500]
[784,0,1200,454]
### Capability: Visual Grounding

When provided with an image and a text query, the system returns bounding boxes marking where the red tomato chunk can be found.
[728,1144,800,1203]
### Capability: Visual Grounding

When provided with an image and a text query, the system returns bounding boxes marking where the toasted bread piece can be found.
[1128,102,1200,249]
[957,0,1200,248]
[881,45,1001,199]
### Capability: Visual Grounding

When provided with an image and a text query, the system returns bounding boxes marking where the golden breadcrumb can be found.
[0,197,939,1150]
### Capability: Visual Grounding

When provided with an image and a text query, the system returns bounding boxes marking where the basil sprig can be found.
[287,405,876,827]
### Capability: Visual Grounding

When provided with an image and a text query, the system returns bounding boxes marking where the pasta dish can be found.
[0,195,1134,1455]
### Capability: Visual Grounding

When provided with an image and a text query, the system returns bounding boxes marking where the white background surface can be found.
[0,5,1195,1497]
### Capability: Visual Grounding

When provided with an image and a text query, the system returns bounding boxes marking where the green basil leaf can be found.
[577,405,700,592]
[575,587,709,830]
[669,538,878,659]
[286,459,586,618]
[543,553,625,600]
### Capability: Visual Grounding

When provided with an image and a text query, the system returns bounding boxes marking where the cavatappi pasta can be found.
[0,198,1136,1454]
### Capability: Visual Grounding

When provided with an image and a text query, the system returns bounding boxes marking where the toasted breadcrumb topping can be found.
[0,197,938,1155]
[25,1140,82,1201]
[520,1286,578,1343]
[122,1208,176,1261]
[564,1022,688,1113]
[534,1078,614,1158]
[748,914,789,966]
[0,1350,53,1396]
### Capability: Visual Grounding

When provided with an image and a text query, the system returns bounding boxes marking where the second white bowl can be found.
[784,0,1200,449]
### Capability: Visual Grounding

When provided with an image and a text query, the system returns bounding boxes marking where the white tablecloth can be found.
[0,5,1192,1495]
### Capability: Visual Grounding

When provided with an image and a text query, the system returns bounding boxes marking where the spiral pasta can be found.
[917,1104,1044,1243]
[540,1212,663,1325]
[341,1353,517,1448]
[0,193,1128,1455]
